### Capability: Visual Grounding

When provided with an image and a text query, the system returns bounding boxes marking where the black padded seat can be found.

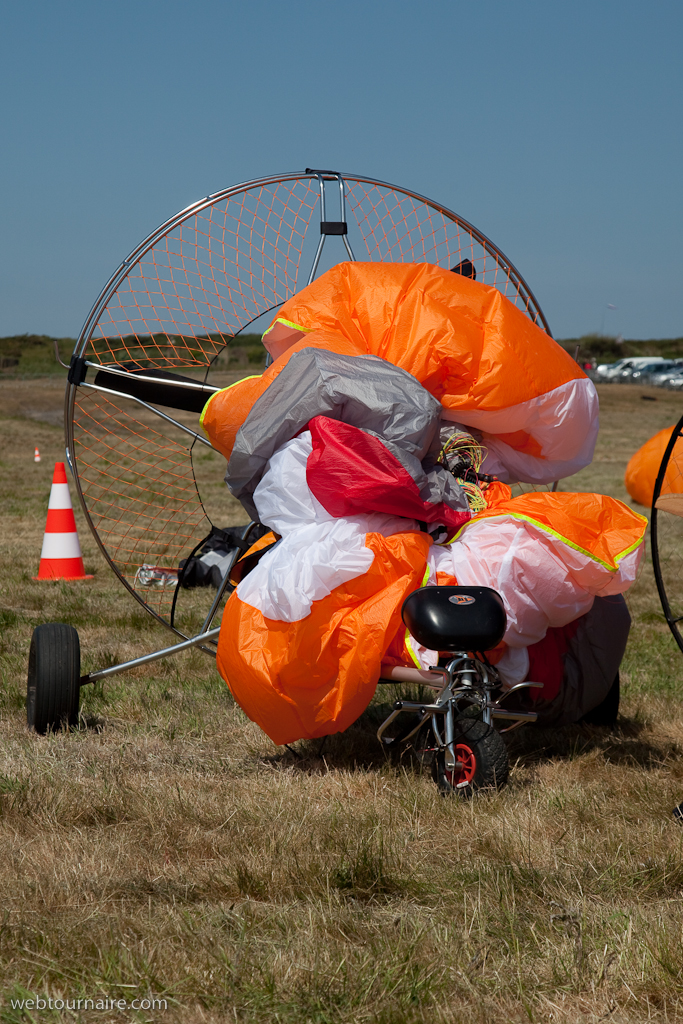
[401,586,506,653]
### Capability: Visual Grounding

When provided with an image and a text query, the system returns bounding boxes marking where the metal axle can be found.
[81,627,221,686]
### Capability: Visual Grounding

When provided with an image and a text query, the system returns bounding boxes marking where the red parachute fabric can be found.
[306,416,469,533]
[526,620,581,703]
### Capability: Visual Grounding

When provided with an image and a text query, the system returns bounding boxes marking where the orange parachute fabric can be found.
[624,425,683,507]
[216,421,646,746]
[202,263,598,484]
[458,490,646,573]
[217,530,431,745]
[200,263,637,745]
[266,261,583,410]
[383,491,646,674]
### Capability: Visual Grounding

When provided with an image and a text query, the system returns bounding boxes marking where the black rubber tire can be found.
[27,623,80,734]
[581,672,620,727]
[411,705,482,766]
[433,717,509,797]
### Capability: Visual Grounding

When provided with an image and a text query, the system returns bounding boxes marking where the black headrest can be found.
[402,586,506,653]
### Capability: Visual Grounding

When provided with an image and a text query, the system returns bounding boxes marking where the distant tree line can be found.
[1,331,682,376]
[558,334,683,362]
[0,333,266,376]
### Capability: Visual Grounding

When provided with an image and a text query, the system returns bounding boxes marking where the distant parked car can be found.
[594,358,632,381]
[648,362,683,387]
[663,369,683,390]
[629,360,680,384]
[595,357,666,382]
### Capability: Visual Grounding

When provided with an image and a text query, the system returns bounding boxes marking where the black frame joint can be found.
[67,355,88,386]
[320,221,348,235]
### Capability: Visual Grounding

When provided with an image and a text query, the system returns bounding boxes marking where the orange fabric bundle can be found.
[268,261,584,415]
[625,425,683,507]
[199,262,646,746]
[202,262,598,484]
[218,530,431,744]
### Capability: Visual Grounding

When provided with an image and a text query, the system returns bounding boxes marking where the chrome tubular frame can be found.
[81,359,221,394]
[81,627,221,686]
[376,653,541,755]
[306,169,357,285]
[64,168,551,636]
[78,521,257,684]
[198,522,260,635]
[62,168,553,688]
[77,380,216,450]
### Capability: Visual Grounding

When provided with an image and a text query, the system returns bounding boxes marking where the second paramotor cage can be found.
[64,168,552,642]
[651,411,683,655]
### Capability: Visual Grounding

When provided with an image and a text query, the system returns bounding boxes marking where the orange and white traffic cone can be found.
[34,462,93,581]
[34,447,41,463]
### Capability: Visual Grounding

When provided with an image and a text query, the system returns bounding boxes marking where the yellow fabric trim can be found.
[447,510,646,572]
[614,524,648,563]
[261,317,312,339]
[405,629,423,669]
[403,565,432,668]
[198,375,262,434]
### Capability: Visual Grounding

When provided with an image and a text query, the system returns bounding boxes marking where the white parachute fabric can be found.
[237,433,421,623]
[429,515,643,649]
[445,378,600,484]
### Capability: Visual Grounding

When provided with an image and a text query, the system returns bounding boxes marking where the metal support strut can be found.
[81,627,221,686]
[305,169,356,284]
[376,653,541,749]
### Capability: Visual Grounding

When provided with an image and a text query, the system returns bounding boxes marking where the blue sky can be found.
[0,0,681,340]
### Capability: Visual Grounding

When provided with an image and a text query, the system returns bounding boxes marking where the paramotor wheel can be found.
[433,718,509,797]
[27,623,80,734]
[651,412,683,655]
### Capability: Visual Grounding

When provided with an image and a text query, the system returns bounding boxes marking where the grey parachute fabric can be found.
[226,348,470,523]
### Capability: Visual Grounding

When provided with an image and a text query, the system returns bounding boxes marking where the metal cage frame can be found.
[63,169,552,652]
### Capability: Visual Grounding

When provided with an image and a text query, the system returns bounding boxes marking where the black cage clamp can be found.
[304,167,355,281]
[305,167,340,177]
[305,170,349,235]
[320,221,347,235]
[67,355,88,386]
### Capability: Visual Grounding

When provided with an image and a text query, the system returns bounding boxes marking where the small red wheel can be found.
[446,742,477,787]
[434,719,509,796]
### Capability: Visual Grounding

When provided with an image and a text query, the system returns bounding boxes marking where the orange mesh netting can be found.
[68,172,551,630]
[89,179,321,368]
[344,179,546,325]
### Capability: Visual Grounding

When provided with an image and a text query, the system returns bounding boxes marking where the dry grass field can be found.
[1,375,683,1023]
